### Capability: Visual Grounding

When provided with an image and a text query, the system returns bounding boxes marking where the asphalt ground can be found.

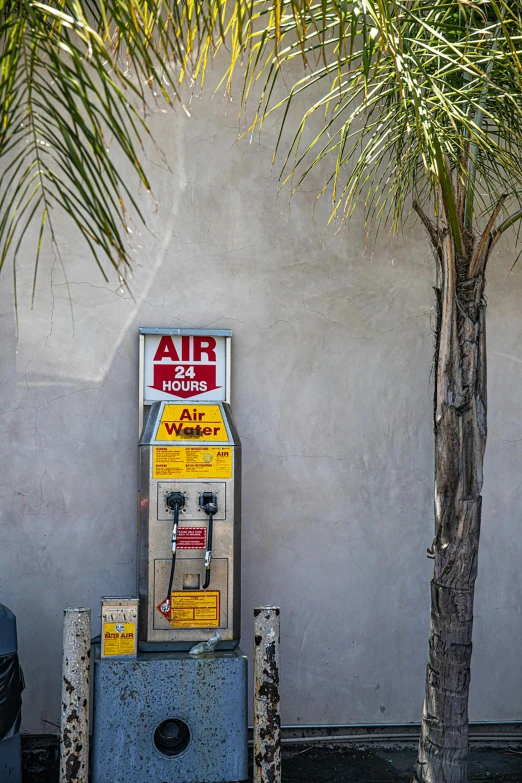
[277,746,522,782]
[22,740,522,782]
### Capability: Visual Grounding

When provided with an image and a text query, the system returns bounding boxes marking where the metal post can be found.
[254,606,281,783]
[60,608,90,783]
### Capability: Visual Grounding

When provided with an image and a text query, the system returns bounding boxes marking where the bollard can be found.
[60,608,90,783]
[253,606,281,783]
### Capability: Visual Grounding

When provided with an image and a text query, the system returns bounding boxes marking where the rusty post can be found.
[253,606,281,783]
[60,608,90,783]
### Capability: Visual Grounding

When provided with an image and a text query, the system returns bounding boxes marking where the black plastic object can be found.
[167,492,185,512]
[165,492,186,607]
[153,718,191,757]
[199,493,218,590]
[0,604,23,783]
[0,654,24,741]
[0,605,24,742]
[198,492,218,516]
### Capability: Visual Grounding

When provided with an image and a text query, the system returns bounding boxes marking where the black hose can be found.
[166,501,180,603]
[202,513,213,589]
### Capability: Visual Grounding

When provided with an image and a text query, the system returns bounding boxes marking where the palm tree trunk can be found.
[414,233,487,783]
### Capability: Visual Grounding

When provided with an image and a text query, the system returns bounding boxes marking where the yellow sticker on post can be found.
[102,623,137,657]
[153,446,232,479]
[157,591,220,628]
[156,404,228,442]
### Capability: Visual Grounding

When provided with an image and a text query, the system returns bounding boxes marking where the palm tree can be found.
[2,2,522,782]
[190,4,522,780]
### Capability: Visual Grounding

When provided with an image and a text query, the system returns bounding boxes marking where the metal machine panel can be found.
[156,482,226,521]
[92,647,248,783]
[138,401,241,647]
[153,559,229,629]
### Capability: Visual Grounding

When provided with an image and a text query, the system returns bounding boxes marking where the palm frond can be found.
[0,0,215,299]
[192,0,522,241]
[4,0,522,297]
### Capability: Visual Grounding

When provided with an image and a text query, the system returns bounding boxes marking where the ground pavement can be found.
[22,741,522,782]
[277,746,522,782]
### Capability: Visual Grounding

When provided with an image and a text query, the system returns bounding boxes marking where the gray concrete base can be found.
[91,645,248,783]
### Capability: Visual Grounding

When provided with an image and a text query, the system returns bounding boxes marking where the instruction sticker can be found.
[177,527,207,550]
[102,623,136,657]
[156,404,229,442]
[153,447,232,479]
[157,591,220,628]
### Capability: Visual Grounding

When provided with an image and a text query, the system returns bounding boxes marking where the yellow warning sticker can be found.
[156,404,229,442]
[102,623,136,657]
[153,446,232,479]
[158,591,220,628]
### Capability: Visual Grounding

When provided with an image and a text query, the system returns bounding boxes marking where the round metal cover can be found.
[153,718,191,757]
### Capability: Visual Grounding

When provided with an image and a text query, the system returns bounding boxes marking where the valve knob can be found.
[167,492,185,510]
[199,491,218,516]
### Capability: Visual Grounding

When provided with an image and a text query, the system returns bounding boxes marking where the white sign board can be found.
[140,329,230,404]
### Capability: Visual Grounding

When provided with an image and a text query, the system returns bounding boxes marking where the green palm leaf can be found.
[3,0,522,289]
[192,0,522,244]
[0,0,215,302]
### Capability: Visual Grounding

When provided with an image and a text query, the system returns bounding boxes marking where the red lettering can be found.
[153,336,180,362]
[180,408,192,420]
[193,336,216,362]
[181,335,190,361]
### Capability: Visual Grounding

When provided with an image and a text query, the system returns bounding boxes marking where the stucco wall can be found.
[1,71,522,733]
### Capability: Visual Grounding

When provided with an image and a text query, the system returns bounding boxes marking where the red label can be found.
[177,527,207,550]
[148,336,221,399]
[150,363,221,399]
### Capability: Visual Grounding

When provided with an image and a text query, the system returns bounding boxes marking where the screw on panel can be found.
[253,606,281,783]
[60,608,90,783]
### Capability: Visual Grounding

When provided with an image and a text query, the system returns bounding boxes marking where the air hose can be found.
[162,492,185,613]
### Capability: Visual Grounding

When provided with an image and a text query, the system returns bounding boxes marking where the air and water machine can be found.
[91,330,247,783]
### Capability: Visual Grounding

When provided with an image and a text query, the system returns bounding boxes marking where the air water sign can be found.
[142,330,229,402]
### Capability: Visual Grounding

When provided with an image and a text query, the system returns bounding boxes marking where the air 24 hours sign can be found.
[143,331,228,402]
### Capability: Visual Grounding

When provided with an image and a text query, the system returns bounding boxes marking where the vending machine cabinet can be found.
[139,401,241,649]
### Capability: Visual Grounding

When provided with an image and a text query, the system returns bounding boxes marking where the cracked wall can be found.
[1,68,522,733]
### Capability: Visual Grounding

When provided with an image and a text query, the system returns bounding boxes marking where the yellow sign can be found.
[153,446,232,479]
[102,623,136,657]
[163,591,220,628]
[157,404,228,442]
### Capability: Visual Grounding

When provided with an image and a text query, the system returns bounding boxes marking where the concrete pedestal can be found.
[91,645,248,783]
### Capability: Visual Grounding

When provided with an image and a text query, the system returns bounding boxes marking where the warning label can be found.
[157,591,220,628]
[156,404,228,442]
[102,623,136,657]
[153,447,232,479]
[177,527,207,550]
